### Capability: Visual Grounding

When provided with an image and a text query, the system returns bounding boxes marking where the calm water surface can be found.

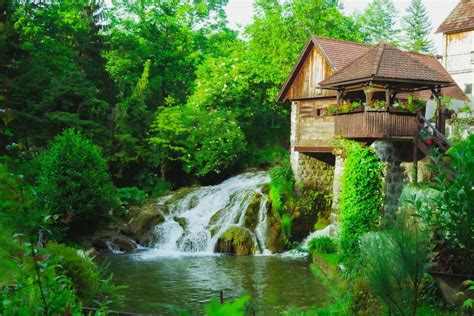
[100,250,329,315]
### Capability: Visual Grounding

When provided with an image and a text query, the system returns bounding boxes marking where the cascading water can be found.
[150,171,271,255]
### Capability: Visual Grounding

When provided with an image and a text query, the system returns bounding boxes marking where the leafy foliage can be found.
[356,0,399,45]
[360,211,431,315]
[148,105,246,179]
[36,129,117,238]
[205,294,250,316]
[338,141,384,262]
[307,236,337,254]
[429,135,474,274]
[44,242,124,309]
[0,230,83,315]
[117,187,147,206]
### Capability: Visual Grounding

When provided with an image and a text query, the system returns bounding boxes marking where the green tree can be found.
[6,0,112,149]
[36,129,116,238]
[356,0,399,44]
[401,0,434,53]
[148,105,246,179]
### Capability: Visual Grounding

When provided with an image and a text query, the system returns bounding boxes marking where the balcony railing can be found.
[334,108,417,139]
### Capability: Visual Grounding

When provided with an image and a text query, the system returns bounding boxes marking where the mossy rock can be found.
[124,201,165,243]
[265,207,285,253]
[243,194,261,231]
[165,187,197,206]
[215,227,256,255]
[208,208,225,226]
[173,216,188,230]
[188,195,199,209]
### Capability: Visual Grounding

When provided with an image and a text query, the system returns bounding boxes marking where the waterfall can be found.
[150,171,271,255]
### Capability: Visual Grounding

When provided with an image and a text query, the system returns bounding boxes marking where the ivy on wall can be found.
[338,141,384,263]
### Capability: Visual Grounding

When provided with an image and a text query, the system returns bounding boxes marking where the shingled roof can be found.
[436,0,474,34]
[319,43,453,88]
[277,36,467,102]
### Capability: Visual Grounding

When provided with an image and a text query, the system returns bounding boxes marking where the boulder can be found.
[243,194,261,231]
[125,201,165,243]
[215,227,256,255]
[91,231,138,253]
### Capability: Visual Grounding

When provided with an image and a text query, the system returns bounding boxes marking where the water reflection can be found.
[100,251,328,315]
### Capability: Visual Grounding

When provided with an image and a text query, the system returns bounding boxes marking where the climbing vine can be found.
[338,141,384,263]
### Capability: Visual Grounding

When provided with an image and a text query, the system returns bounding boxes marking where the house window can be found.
[465,84,472,95]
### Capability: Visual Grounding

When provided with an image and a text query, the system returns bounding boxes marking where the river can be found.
[101,251,329,315]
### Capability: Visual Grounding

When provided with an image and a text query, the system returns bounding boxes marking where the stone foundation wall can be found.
[371,141,410,215]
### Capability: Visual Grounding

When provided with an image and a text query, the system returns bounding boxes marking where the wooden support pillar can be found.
[432,85,447,134]
[385,87,392,106]
[412,137,418,184]
[336,89,344,105]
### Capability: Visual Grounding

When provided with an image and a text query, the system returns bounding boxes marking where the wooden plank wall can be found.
[286,45,336,100]
[296,100,335,147]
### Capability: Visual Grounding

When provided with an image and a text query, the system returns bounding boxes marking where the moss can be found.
[265,207,285,253]
[215,227,256,255]
[208,208,225,226]
[173,216,188,230]
[243,194,261,231]
[164,187,197,205]
[314,217,331,230]
[125,201,165,242]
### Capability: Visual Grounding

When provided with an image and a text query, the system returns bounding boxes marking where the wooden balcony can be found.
[334,108,417,139]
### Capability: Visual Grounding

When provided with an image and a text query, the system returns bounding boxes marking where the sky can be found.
[225,0,460,54]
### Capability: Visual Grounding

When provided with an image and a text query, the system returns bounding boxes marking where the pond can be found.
[100,250,329,315]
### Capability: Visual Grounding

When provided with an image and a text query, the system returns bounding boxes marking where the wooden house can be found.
[278,36,467,213]
[278,36,466,157]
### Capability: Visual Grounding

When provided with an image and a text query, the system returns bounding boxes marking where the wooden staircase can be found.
[413,111,451,181]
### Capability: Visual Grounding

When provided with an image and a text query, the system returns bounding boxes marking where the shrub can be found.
[307,236,337,254]
[117,186,147,206]
[338,142,384,263]
[359,211,431,315]
[269,162,294,215]
[0,231,83,315]
[44,242,124,309]
[36,129,117,237]
[429,135,474,274]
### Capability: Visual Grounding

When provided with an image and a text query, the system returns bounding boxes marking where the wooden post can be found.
[413,137,418,184]
[219,290,224,304]
[385,87,391,106]
[336,89,343,105]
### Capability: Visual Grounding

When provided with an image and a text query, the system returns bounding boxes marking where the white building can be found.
[437,0,474,106]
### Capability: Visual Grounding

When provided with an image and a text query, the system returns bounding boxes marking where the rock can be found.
[125,201,165,243]
[243,194,261,231]
[173,216,188,230]
[91,231,138,253]
[265,210,285,253]
[215,227,256,255]
[188,195,199,209]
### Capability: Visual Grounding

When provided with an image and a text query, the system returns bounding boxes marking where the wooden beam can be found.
[295,146,334,153]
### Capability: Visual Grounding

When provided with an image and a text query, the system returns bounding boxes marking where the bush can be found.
[117,186,147,206]
[307,236,337,254]
[0,230,83,315]
[44,242,124,309]
[36,129,117,237]
[359,211,431,315]
[281,214,292,241]
[269,162,294,215]
[338,142,384,263]
[429,135,474,274]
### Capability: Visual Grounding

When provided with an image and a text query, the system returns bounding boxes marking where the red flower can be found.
[64,211,73,224]
[426,138,433,145]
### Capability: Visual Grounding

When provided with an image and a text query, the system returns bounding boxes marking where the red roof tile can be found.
[436,0,474,34]
[315,37,371,70]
